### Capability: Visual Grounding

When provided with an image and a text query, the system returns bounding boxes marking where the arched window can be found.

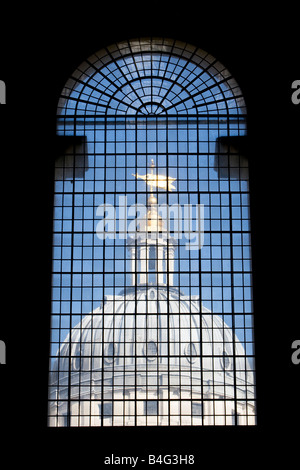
[48,38,256,427]
[57,38,245,117]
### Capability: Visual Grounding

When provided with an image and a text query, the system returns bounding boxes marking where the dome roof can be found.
[52,286,253,390]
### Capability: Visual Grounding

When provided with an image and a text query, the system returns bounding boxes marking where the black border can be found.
[1,6,299,464]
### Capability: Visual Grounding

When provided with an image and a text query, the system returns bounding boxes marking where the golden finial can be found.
[132,159,176,192]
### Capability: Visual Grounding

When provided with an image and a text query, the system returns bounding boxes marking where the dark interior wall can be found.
[0,6,299,464]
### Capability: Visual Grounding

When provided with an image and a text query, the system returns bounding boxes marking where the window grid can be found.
[48,39,256,427]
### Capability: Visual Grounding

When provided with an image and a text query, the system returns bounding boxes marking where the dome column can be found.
[157,244,164,285]
[128,245,136,286]
[167,245,176,286]
[139,244,147,285]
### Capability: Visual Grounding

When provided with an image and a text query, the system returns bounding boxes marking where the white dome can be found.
[51,285,254,400]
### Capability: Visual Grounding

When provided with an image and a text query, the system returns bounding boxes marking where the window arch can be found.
[58,38,246,117]
[49,37,256,427]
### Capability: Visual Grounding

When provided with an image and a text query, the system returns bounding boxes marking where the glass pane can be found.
[49,39,256,428]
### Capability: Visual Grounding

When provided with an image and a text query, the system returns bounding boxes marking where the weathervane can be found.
[133,159,176,192]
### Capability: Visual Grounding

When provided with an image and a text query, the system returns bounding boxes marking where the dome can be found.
[51,285,254,401]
